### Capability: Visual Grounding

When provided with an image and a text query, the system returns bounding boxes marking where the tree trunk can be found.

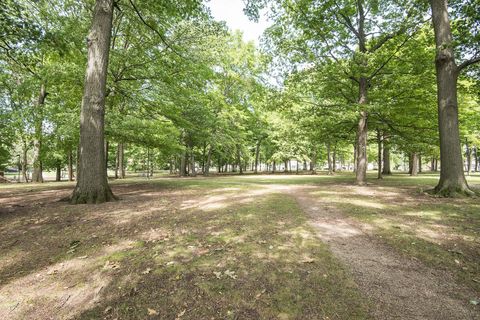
[465,140,471,176]
[356,78,368,185]
[377,130,382,179]
[474,147,478,172]
[205,145,212,176]
[71,0,115,204]
[119,142,125,178]
[410,153,418,176]
[22,141,28,183]
[68,148,74,181]
[430,0,472,196]
[382,135,392,175]
[353,143,357,172]
[56,162,61,182]
[115,143,119,179]
[327,143,333,175]
[418,154,422,173]
[32,83,47,183]
[180,151,187,176]
[105,140,109,174]
[237,145,243,174]
[190,150,196,177]
[431,157,435,172]
[254,141,260,174]
[332,145,337,172]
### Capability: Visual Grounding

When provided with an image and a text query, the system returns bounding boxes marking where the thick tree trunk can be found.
[377,130,382,179]
[430,0,472,196]
[71,0,115,204]
[68,148,74,181]
[32,83,47,183]
[356,79,368,185]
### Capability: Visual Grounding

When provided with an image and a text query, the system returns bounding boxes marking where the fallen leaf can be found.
[175,309,186,319]
[142,268,153,274]
[213,271,222,279]
[104,306,113,314]
[470,299,479,305]
[148,308,159,315]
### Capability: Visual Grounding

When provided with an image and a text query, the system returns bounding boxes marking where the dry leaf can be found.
[224,270,237,279]
[148,308,159,316]
[142,268,153,274]
[175,309,186,319]
[301,257,315,263]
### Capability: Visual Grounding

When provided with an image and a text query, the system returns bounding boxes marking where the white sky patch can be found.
[206,0,270,45]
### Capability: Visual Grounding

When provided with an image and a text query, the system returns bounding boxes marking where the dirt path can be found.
[287,187,479,320]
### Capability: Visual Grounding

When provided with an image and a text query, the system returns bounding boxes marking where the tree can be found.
[71,0,115,204]
[430,0,480,196]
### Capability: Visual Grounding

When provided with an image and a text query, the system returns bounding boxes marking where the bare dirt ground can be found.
[288,186,479,320]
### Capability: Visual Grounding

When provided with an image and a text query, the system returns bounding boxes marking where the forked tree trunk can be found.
[71,0,115,204]
[430,0,473,196]
[32,83,47,183]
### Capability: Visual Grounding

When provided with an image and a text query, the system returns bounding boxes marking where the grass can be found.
[0,171,478,319]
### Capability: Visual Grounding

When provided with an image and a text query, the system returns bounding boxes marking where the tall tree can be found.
[71,0,115,204]
[430,0,479,196]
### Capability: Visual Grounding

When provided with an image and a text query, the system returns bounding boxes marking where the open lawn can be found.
[0,172,479,319]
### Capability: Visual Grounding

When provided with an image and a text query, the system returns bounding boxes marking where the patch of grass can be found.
[78,194,370,320]
[312,179,480,294]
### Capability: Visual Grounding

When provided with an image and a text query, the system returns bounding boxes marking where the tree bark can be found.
[180,150,187,177]
[382,135,392,175]
[465,140,471,175]
[22,141,28,183]
[204,145,212,176]
[32,83,47,183]
[189,150,196,177]
[68,148,74,181]
[56,162,61,182]
[377,130,382,179]
[71,0,115,204]
[356,79,368,185]
[410,153,418,176]
[474,147,478,172]
[332,144,337,172]
[254,141,260,174]
[430,0,473,196]
[327,143,333,175]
